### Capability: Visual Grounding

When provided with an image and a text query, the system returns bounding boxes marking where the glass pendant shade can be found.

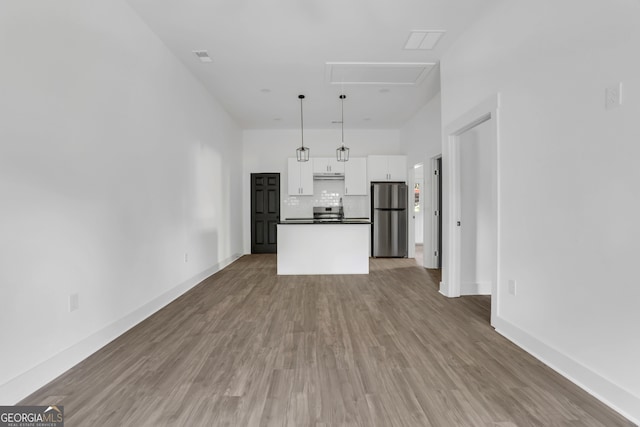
[336,94,349,162]
[296,146,310,162]
[296,94,309,162]
[336,145,349,162]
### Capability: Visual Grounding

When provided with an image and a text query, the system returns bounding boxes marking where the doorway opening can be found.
[441,95,499,326]
[413,164,424,267]
[418,156,443,287]
[459,120,494,296]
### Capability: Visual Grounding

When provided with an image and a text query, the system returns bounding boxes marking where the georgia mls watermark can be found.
[0,406,64,427]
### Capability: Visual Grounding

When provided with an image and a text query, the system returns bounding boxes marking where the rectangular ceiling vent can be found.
[193,50,212,63]
[325,62,436,86]
[404,31,446,50]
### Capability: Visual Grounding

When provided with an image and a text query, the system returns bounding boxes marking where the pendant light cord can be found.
[340,94,346,147]
[299,94,305,149]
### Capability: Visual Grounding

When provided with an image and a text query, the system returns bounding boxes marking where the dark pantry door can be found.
[251,173,280,253]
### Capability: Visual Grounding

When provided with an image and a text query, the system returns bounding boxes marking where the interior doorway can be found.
[251,173,280,254]
[413,164,424,267]
[420,156,443,287]
[429,156,443,270]
[441,95,499,326]
[459,120,494,296]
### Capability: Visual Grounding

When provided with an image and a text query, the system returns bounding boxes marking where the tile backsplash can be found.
[282,180,369,219]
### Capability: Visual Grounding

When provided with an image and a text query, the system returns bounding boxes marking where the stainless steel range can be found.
[313,206,344,222]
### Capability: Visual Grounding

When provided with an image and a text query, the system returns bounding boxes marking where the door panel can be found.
[268,189,278,213]
[268,220,278,245]
[255,221,265,245]
[251,173,280,253]
[255,189,265,213]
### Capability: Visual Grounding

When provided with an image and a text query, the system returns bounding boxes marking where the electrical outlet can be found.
[605,83,622,109]
[69,293,79,312]
[508,280,517,296]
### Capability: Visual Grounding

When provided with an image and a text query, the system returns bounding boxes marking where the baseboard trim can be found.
[439,281,453,297]
[460,281,491,295]
[0,253,242,405]
[494,316,640,425]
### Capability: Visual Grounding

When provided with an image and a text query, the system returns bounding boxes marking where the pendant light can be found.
[296,94,310,162]
[336,94,349,162]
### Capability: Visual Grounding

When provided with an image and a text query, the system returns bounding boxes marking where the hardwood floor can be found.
[21,255,634,426]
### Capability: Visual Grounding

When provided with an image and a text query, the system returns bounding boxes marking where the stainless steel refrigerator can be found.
[371,182,408,257]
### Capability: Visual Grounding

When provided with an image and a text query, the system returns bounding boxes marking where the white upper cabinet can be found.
[367,155,407,182]
[344,157,367,196]
[288,158,314,195]
[387,156,407,181]
[312,157,345,174]
[367,156,389,181]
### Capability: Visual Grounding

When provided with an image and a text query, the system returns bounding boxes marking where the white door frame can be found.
[427,155,441,270]
[407,166,416,259]
[440,95,500,326]
[407,163,426,263]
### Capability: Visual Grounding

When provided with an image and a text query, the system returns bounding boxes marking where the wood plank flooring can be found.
[20,255,635,426]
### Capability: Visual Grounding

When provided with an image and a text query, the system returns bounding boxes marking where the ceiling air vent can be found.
[193,50,212,63]
[404,31,446,50]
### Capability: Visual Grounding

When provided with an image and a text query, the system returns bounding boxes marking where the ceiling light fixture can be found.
[336,94,349,162]
[296,95,309,162]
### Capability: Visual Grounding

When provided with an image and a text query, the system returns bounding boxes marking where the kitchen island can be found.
[277,220,371,275]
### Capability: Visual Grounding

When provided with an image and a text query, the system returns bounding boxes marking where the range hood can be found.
[313,172,345,180]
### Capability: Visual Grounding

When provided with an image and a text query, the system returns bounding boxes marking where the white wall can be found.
[459,120,494,295]
[0,1,243,403]
[441,0,640,422]
[400,92,443,167]
[400,93,442,266]
[242,129,401,253]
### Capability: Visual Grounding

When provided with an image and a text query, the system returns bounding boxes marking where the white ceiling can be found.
[126,0,492,129]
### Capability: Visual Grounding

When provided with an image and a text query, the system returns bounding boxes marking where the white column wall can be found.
[400,93,443,267]
[440,0,640,421]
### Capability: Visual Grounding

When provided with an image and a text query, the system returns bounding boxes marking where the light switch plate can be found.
[69,293,79,312]
[606,83,622,109]
[508,280,517,296]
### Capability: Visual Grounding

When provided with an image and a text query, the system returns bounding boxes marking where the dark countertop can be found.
[279,218,371,225]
